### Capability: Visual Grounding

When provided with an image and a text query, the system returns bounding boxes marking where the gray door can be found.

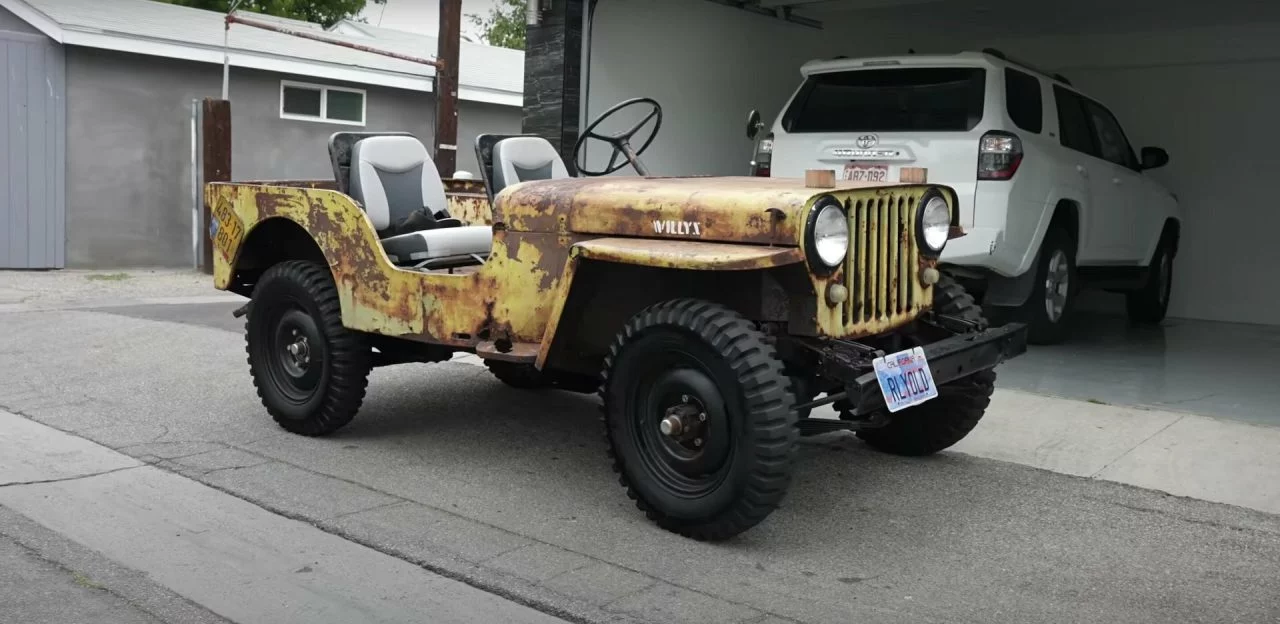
[1,30,64,269]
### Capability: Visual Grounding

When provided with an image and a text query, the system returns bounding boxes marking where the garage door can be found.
[1,29,65,269]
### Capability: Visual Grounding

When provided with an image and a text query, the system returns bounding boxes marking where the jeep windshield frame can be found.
[781,66,988,134]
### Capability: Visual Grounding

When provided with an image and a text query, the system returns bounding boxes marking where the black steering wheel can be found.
[572,97,663,177]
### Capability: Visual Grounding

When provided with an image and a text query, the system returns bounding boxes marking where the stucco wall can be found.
[64,48,519,268]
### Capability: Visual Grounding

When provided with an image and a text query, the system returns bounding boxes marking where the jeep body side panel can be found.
[207,182,564,347]
[533,239,807,368]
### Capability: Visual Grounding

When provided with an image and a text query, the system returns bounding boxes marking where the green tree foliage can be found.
[466,0,526,50]
[155,0,385,28]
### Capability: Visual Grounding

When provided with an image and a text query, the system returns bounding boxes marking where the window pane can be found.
[1004,68,1042,133]
[1085,102,1135,168]
[1054,87,1095,156]
[327,90,364,123]
[782,67,987,133]
[282,86,322,117]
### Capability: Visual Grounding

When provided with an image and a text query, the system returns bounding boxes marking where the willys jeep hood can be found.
[494,176,886,247]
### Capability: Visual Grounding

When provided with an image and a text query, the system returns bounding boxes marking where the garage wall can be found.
[585,0,829,177]
[584,2,1280,326]
[821,21,1280,326]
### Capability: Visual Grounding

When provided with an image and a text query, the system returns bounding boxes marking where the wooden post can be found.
[435,0,461,175]
[200,98,231,275]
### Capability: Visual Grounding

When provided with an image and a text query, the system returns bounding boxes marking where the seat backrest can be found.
[491,136,570,196]
[349,136,448,232]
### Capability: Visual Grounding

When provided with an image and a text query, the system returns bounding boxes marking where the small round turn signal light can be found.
[827,283,849,306]
[920,267,941,286]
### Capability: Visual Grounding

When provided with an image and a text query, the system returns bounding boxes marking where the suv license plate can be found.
[843,164,888,182]
[872,347,938,413]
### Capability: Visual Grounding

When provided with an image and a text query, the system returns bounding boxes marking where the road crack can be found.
[0,465,142,489]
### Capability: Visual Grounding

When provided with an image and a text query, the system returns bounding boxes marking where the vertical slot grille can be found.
[842,191,922,328]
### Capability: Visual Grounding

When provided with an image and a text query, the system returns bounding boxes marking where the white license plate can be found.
[873,347,938,413]
[843,164,888,182]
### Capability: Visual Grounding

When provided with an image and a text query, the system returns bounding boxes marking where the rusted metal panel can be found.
[241,180,338,190]
[208,175,953,367]
[207,182,569,349]
[573,238,804,271]
[442,178,492,225]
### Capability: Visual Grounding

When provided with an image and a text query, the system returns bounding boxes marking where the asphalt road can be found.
[1,302,1278,624]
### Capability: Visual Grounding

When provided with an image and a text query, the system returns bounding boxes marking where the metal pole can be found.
[221,19,230,99]
[226,13,442,68]
[435,0,462,175]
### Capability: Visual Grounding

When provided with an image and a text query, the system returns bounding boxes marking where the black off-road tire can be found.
[1126,233,1175,325]
[601,299,797,541]
[246,260,371,436]
[849,276,997,456]
[484,360,548,389]
[1018,227,1078,345]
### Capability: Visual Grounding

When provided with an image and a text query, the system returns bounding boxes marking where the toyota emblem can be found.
[856,135,879,149]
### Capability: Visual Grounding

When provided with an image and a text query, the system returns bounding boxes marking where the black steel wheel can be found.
[246,260,371,436]
[601,299,796,541]
[842,275,997,456]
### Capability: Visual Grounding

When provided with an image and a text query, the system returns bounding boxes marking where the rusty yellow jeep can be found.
[207,98,1027,540]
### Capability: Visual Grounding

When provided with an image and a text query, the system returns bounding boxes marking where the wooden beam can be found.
[200,98,231,275]
[435,0,461,175]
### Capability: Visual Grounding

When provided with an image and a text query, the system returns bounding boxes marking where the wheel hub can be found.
[659,397,707,448]
[285,329,312,369]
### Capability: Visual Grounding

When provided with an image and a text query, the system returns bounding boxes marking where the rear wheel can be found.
[246,260,371,436]
[842,275,997,456]
[601,299,797,541]
[1018,227,1078,345]
[1126,234,1174,324]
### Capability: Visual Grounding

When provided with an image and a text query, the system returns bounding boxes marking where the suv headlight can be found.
[917,190,951,256]
[805,195,849,275]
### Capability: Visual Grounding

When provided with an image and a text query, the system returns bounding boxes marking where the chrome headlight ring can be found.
[917,189,951,257]
[805,195,849,276]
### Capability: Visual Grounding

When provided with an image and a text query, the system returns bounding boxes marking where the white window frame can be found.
[279,80,367,127]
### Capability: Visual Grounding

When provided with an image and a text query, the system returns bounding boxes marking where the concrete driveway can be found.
[1,273,1278,624]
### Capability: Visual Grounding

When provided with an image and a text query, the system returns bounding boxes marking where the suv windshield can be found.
[781,67,987,133]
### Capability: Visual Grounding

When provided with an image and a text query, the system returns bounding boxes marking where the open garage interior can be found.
[574,0,1280,424]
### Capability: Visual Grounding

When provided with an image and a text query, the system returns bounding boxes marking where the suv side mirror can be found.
[1140,146,1169,170]
[746,110,763,140]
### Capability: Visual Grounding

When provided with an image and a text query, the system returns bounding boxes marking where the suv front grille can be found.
[843,194,927,328]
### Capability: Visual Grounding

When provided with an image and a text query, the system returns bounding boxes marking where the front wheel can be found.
[246,260,371,436]
[601,299,797,541]
[844,275,997,456]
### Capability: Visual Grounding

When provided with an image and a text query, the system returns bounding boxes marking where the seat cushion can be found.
[350,136,448,232]
[380,226,493,264]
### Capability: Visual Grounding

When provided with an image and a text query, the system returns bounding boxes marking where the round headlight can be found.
[810,200,849,270]
[919,193,951,254]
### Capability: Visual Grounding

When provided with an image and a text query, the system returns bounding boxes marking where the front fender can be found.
[533,238,804,368]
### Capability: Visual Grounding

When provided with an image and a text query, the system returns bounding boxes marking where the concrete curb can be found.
[0,411,569,624]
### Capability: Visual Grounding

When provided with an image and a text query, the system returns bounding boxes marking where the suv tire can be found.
[1020,227,1078,345]
[601,299,797,541]
[846,275,997,456]
[1126,234,1174,324]
[246,260,371,436]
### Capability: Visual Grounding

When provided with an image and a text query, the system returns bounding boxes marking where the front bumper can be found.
[797,320,1029,420]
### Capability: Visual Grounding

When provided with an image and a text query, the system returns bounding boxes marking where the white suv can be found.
[748,49,1181,344]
